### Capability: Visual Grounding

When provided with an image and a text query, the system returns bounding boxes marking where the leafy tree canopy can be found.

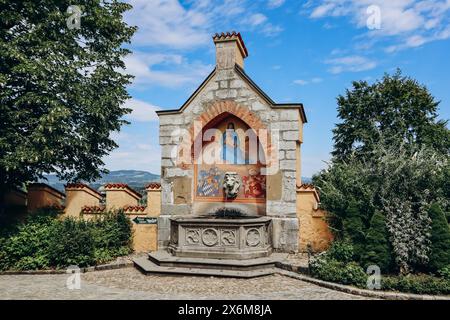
[332,69,450,162]
[0,0,136,191]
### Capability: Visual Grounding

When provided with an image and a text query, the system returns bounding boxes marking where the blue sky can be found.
[104,0,450,177]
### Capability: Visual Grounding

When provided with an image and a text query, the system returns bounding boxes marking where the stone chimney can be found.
[213,32,248,70]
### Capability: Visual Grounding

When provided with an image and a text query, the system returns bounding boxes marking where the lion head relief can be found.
[222,172,240,199]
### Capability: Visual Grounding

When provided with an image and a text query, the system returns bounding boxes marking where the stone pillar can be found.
[27,183,65,213]
[265,109,302,253]
[104,183,141,211]
[65,183,103,217]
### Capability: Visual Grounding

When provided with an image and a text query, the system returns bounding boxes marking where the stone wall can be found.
[297,185,333,252]
[21,182,162,253]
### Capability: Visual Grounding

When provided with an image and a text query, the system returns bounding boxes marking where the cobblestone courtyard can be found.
[0,267,370,300]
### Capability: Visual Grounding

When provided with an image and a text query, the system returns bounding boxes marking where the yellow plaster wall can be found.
[105,190,139,211]
[65,190,101,217]
[147,190,161,216]
[297,191,333,252]
[27,187,64,213]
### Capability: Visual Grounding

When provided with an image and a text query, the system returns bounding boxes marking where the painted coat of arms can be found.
[197,167,222,197]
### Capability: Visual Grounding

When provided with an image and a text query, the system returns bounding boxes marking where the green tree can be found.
[314,143,448,274]
[362,210,392,273]
[0,1,136,191]
[342,200,365,259]
[428,203,450,272]
[332,69,450,162]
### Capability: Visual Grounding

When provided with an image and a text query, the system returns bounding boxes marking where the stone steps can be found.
[133,251,289,278]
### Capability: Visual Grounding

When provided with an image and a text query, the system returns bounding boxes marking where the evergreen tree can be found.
[362,210,392,272]
[428,203,450,272]
[343,200,365,259]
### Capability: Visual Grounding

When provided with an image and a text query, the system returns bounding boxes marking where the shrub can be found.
[48,218,96,268]
[90,211,132,249]
[428,203,450,272]
[0,208,133,271]
[309,254,367,288]
[362,210,393,272]
[326,240,355,263]
[438,266,450,281]
[0,210,57,270]
[382,274,450,295]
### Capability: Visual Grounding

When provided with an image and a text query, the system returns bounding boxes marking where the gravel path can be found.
[0,267,370,300]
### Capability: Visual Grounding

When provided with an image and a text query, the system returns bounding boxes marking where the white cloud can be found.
[293,79,309,86]
[125,0,210,49]
[261,23,284,36]
[293,77,323,85]
[105,127,161,172]
[248,13,268,26]
[125,0,282,49]
[325,55,377,74]
[124,52,212,88]
[306,0,450,51]
[123,98,160,122]
[268,0,285,9]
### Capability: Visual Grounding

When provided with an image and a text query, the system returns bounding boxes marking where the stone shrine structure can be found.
[134,32,331,277]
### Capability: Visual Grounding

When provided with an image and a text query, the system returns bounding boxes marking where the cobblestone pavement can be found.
[0,267,371,300]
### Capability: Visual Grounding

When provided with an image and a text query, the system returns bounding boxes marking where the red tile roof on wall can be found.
[81,205,147,214]
[104,183,142,199]
[81,205,106,214]
[297,183,316,191]
[65,183,102,197]
[145,182,161,190]
[213,31,248,58]
[123,205,147,213]
[297,183,320,202]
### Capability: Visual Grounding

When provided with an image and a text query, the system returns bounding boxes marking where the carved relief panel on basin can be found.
[169,216,272,259]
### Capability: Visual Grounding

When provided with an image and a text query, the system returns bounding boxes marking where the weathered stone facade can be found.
[156,32,306,253]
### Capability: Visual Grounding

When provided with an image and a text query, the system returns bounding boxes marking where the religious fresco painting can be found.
[195,164,266,202]
[194,116,266,203]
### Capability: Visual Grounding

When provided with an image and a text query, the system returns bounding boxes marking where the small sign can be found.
[132,217,157,225]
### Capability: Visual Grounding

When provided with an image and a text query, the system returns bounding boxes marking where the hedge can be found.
[0,208,132,271]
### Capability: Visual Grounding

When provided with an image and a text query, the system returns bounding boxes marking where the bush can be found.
[326,240,355,263]
[438,266,450,281]
[90,211,132,250]
[428,203,450,272]
[48,218,96,268]
[309,254,367,288]
[0,208,133,271]
[0,209,58,270]
[362,210,393,272]
[382,274,450,295]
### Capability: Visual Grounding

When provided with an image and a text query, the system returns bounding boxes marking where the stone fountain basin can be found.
[168,215,272,260]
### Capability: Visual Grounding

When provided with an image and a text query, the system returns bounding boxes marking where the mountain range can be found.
[42,170,312,194]
[41,170,160,193]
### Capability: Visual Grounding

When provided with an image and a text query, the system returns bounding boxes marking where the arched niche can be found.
[191,111,267,216]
